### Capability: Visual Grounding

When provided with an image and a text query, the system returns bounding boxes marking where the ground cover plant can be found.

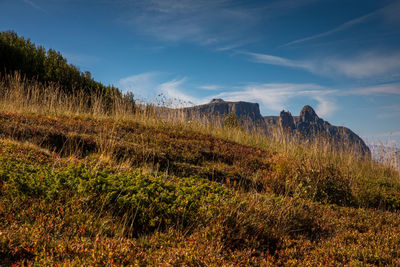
[0,69,400,265]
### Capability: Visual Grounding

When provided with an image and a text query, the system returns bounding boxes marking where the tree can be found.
[0,31,122,99]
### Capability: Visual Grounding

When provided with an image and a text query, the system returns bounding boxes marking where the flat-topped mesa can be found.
[184,98,264,125]
[209,98,225,104]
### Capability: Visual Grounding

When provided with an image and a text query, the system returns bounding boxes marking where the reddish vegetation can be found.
[0,112,275,190]
[1,111,400,265]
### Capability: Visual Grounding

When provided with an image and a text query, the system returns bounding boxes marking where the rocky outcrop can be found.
[184,99,371,158]
[184,99,265,126]
[264,105,371,157]
[279,110,296,131]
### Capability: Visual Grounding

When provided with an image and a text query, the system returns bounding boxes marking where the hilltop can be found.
[1,33,400,265]
[1,80,400,265]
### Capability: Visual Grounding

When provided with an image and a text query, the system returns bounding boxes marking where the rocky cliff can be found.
[184,98,265,126]
[185,99,371,158]
[264,105,371,157]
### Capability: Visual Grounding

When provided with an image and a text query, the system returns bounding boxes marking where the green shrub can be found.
[83,167,228,232]
[0,158,228,234]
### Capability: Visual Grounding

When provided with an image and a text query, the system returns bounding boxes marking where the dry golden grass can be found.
[1,73,400,265]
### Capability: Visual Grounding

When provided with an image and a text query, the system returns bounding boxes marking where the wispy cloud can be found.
[215,39,257,51]
[282,1,400,48]
[382,104,400,112]
[323,52,400,79]
[243,51,314,72]
[156,78,200,105]
[312,95,337,119]
[212,83,337,117]
[23,0,46,12]
[380,0,400,26]
[263,0,319,10]
[119,73,338,117]
[118,72,160,98]
[118,72,202,105]
[243,50,400,79]
[282,10,378,47]
[119,73,399,120]
[350,83,400,95]
[119,0,259,45]
[117,0,319,46]
[198,85,221,91]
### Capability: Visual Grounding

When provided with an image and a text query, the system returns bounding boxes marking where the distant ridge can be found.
[184,99,371,158]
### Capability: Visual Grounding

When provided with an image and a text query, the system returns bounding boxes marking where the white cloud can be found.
[380,0,400,26]
[282,1,400,48]
[244,52,314,72]
[243,50,400,80]
[118,72,399,120]
[198,85,220,91]
[323,52,400,79]
[184,81,339,118]
[23,0,46,12]
[119,73,338,117]
[215,40,255,51]
[312,95,337,118]
[382,104,400,111]
[119,0,259,45]
[213,83,337,117]
[118,72,160,98]
[118,73,204,105]
[282,9,378,47]
[156,78,200,105]
[350,83,400,95]
[117,0,320,46]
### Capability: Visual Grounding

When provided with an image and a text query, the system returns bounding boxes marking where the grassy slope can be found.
[0,110,399,266]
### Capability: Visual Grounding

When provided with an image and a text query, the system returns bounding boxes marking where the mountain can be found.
[185,99,371,158]
[184,98,265,125]
[264,105,371,157]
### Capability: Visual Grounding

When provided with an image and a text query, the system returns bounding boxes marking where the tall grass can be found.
[2,72,400,265]
[0,72,135,119]
[1,71,399,178]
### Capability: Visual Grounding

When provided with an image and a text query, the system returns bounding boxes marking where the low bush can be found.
[0,157,228,235]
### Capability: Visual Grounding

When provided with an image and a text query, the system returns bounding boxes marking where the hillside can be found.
[1,34,400,265]
[1,80,400,265]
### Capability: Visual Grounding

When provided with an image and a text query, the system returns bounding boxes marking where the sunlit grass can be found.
[1,73,400,265]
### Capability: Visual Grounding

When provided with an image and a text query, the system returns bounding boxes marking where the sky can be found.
[1,0,400,146]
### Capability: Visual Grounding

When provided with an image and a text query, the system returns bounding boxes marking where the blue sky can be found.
[1,0,400,146]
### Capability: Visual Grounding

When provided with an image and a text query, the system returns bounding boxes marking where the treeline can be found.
[0,31,122,99]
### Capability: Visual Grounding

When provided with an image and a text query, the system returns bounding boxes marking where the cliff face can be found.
[264,105,371,158]
[184,98,265,125]
[185,99,371,158]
